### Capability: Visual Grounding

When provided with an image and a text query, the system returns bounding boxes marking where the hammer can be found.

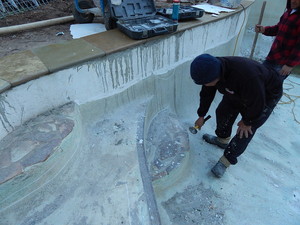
[189,115,211,134]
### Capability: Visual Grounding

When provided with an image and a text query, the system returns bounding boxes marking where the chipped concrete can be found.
[146,109,189,181]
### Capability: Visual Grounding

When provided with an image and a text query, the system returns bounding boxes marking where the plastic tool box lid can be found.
[157,6,204,20]
[109,0,157,20]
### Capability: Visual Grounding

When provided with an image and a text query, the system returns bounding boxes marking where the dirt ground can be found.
[0,0,75,58]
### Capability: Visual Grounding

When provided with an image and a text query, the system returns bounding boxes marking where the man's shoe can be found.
[211,156,231,178]
[203,134,230,149]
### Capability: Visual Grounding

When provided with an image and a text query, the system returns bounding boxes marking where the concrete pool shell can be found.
[2,1,291,224]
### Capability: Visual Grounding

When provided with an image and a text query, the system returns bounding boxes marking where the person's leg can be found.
[211,131,256,177]
[215,97,240,138]
[203,96,239,148]
[224,131,256,165]
[212,94,282,177]
[225,94,282,164]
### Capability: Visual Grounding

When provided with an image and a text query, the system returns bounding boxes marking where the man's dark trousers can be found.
[214,94,282,165]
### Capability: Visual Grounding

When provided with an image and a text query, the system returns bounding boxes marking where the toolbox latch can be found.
[153,27,168,35]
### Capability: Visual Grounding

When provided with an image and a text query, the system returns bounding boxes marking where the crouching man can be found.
[190,54,283,178]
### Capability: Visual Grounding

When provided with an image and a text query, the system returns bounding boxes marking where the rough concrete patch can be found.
[162,183,225,225]
[146,109,189,181]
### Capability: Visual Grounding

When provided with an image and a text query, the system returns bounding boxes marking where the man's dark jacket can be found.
[197,57,283,126]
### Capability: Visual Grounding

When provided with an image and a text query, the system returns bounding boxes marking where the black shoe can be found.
[211,156,231,178]
[203,134,229,149]
[211,161,227,178]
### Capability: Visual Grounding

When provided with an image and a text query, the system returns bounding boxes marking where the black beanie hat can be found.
[190,54,221,85]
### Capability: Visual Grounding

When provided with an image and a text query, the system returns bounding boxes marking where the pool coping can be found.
[0,1,253,94]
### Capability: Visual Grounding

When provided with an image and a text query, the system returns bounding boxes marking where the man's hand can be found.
[195,117,205,129]
[280,65,293,76]
[255,24,265,33]
[237,120,253,138]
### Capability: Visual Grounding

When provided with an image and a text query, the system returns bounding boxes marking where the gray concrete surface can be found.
[1,1,299,224]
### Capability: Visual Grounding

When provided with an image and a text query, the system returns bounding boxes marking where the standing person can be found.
[255,0,300,79]
[190,54,283,178]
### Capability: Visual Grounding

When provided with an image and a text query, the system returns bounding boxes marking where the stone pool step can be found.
[0,103,76,185]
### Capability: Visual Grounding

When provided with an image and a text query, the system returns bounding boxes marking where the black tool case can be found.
[157,6,204,21]
[108,0,178,40]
